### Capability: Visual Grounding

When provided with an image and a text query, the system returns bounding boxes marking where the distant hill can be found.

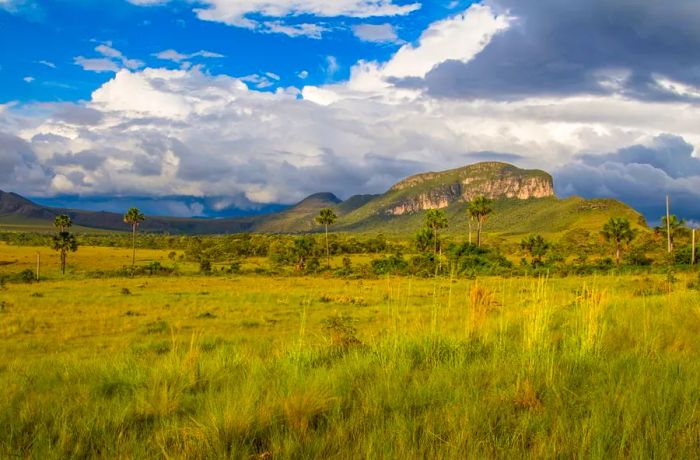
[0,162,647,236]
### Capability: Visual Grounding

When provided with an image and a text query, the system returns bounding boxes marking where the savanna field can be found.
[2,243,700,458]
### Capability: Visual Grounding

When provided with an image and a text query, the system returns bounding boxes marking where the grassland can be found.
[1,243,700,458]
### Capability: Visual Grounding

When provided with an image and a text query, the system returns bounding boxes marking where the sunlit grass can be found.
[1,263,700,457]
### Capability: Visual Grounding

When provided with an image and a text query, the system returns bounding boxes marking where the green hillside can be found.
[0,162,649,236]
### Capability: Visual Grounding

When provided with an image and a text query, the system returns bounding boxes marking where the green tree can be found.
[315,208,337,268]
[52,215,78,275]
[601,217,636,265]
[520,234,550,267]
[123,208,145,268]
[54,214,72,233]
[425,209,448,256]
[655,215,686,252]
[292,236,317,272]
[467,196,493,247]
[415,227,435,253]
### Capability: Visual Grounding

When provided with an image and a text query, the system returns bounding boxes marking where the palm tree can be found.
[315,208,337,268]
[123,208,145,268]
[52,215,78,275]
[425,209,448,256]
[467,196,493,247]
[54,214,72,233]
[601,217,636,265]
[655,215,685,252]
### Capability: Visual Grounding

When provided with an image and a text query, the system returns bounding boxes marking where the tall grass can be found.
[1,273,700,458]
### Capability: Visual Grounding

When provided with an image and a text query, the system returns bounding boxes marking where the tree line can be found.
[5,196,695,277]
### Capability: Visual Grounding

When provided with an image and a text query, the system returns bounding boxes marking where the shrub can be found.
[371,252,409,276]
[228,259,242,274]
[199,259,212,274]
[322,314,361,350]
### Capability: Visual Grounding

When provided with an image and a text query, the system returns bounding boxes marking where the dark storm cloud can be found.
[49,150,106,171]
[554,135,700,223]
[403,0,700,101]
[0,132,53,193]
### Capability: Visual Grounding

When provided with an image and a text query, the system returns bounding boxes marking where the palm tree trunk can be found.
[468,218,472,245]
[616,242,621,265]
[131,224,136,268]
[434,227,438,256]
[325,224,330,268]
[477,221,482,247]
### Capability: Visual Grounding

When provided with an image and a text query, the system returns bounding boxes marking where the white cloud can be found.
[128,0,419,37]
[303,4,509,100]
[74,57,120,73]
[155,49,225,62]
[37,60,56,68]
[325,56,340,78]
[381,4,510,79]
[74,43,144,73]
[23,76,35,83]
[260,21,327,39]
[192,0,421,26]
[297,70,309,79]
[352,23,400,43]
[6,2,700,220]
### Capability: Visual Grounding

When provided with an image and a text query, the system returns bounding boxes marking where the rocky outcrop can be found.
[385,162,554,216]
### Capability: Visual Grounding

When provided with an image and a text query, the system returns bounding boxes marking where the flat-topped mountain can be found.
[0,162,646,235]
[359,162,554,217]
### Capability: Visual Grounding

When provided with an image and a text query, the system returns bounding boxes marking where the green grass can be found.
[1,265,700,458]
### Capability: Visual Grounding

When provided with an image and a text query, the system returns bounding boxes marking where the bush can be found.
[371,253,409,276]
[322,314,362,350]
[625,247,653,266]
[674,246,695,265]
[447,243,513,276]
[228,259,242,274]
[199,259,212,274]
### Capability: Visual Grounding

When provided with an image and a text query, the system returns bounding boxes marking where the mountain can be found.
[332,162,645,235]
[0,162,647,236]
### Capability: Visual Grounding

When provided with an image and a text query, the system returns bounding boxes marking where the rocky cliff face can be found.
[385,162,554,216]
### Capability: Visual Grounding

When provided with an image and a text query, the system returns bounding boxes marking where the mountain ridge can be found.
[0,162,646,235]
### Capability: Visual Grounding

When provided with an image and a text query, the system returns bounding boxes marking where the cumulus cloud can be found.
[555,135,700,222]
[5,1,700,223]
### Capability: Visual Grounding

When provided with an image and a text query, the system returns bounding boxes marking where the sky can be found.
[2,0,700,222]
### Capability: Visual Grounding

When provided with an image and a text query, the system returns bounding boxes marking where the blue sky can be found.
[2,0,700,223]
[1,0,470,103]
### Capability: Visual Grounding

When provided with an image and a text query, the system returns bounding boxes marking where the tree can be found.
[425,209,448,256]
[655,215,685,252]
[315,208,337,268]
[52,215,78,275]
[123,208,145,268]
[292,236,317,272]
[54,214,72,233]
[601,217,636,265]
[467,196,493,247]
[520,234,550,267]
[415,227,434,253]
